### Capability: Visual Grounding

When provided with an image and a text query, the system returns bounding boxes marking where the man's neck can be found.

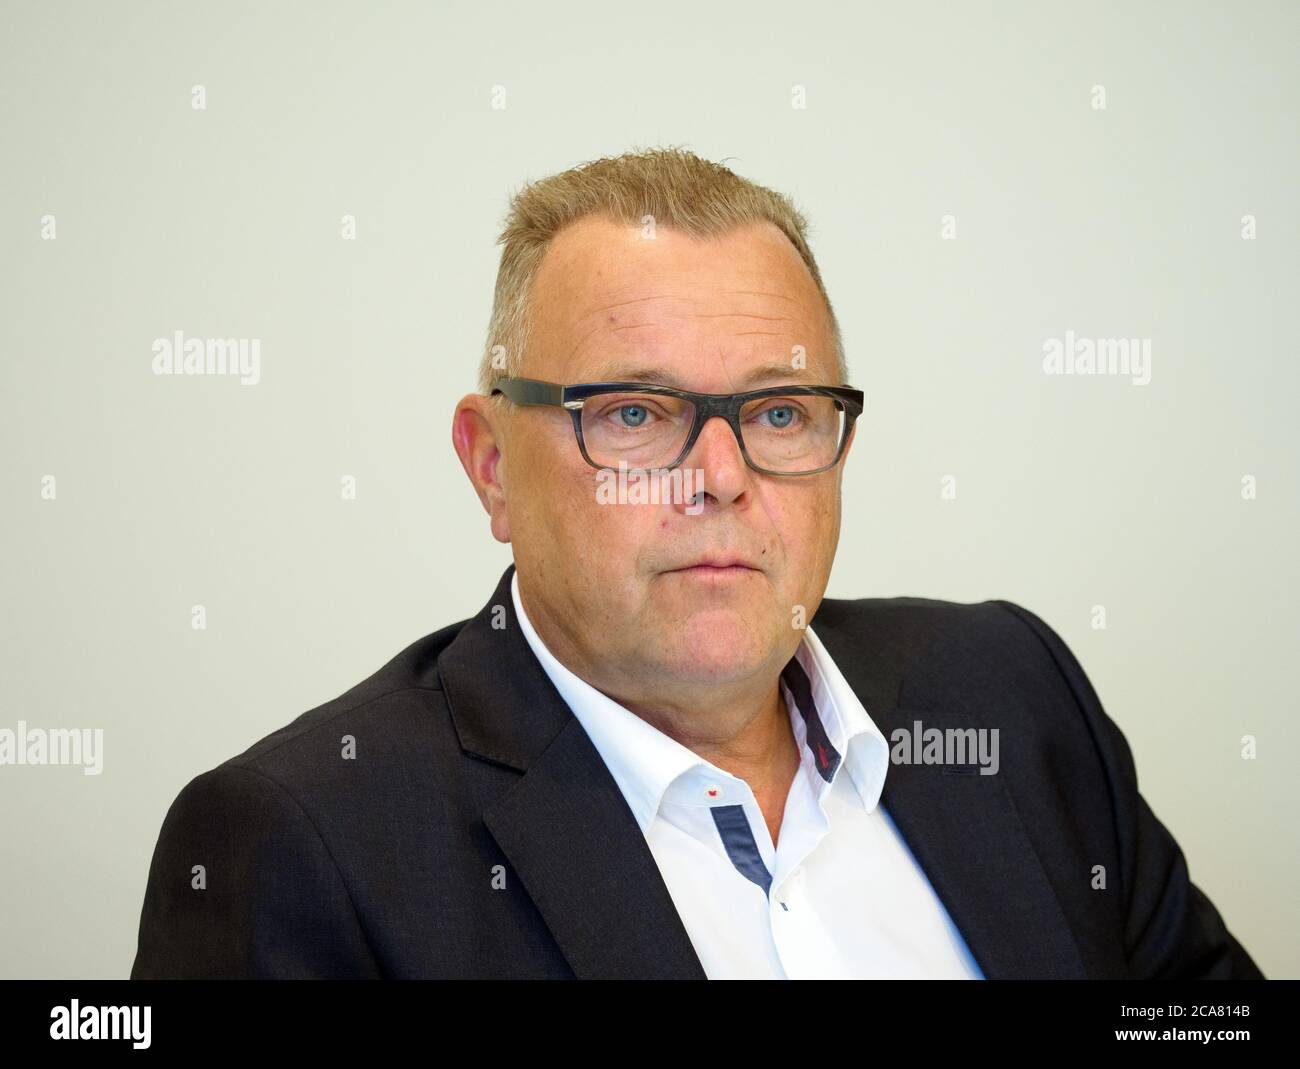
[621,679,802,848]
[515,572,803,843]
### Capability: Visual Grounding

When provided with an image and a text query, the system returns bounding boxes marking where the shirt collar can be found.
[510,569,890,834]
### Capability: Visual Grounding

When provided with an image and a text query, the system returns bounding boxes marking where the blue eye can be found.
[754,403,806,431]
[616,405,649,428]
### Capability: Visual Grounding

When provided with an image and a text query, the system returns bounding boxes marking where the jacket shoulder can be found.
[812,592,1049,659]
[220,618,468,776]
[133,619,475,976]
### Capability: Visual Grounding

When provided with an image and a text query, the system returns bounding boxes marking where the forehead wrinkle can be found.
[570,314,804,364]
[722,289,800,303]
[585,293,693,315]
[567,317,616,364]
[579,361,822,387]
[560,288,819,370]
[560,292,691,353]
[569,299,790,353]
[688,312,794,322]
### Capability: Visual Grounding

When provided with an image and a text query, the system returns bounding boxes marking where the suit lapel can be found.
[875,760,1089,978]
[437,563,707,979]
[813,605,1089,979]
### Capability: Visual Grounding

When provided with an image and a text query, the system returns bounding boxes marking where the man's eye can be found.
[753,403,805,429]
[616,405,649,427]
[601,403,661,428]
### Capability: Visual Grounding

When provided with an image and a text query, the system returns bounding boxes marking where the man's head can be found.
[453,147,856,716]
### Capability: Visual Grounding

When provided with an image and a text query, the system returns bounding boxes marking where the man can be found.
[130,148,1263,979]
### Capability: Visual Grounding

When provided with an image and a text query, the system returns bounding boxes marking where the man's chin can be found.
[652,613,774,682]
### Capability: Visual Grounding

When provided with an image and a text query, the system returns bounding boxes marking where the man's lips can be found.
[666,559,762,574]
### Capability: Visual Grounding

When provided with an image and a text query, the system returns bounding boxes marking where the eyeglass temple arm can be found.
[490,377,567,406]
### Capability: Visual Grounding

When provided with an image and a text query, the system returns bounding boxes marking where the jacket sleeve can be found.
[991,600,1265,980]
[130,763,383,979]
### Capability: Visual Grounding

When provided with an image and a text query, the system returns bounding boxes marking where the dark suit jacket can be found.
[130,563,1264,979]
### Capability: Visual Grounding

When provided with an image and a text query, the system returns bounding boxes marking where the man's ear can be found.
[840,418,858,463]
[451,395,510,544]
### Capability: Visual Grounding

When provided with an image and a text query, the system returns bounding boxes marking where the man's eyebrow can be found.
[583,363,819,388]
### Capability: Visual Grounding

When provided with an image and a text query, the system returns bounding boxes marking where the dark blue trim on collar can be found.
[781,653,842,782]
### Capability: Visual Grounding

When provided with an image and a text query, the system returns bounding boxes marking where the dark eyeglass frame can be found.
[490,376,865,476]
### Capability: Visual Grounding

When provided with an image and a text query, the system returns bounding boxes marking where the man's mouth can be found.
[666,557,762,579]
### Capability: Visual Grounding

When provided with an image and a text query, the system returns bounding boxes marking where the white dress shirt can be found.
[510,571,985,980]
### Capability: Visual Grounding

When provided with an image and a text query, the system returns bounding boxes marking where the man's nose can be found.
[674,415,750,511]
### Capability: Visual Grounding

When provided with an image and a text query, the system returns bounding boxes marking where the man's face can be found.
[465,214,853,700]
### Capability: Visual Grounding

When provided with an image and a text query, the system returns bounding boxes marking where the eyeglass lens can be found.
[579,392,846,473]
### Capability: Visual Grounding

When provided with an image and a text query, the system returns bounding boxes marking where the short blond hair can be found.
[477,146,846,395]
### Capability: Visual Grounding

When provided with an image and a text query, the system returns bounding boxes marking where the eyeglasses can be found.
[490,376,864,476]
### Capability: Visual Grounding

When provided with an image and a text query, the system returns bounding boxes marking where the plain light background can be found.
[1,0,1295,978]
